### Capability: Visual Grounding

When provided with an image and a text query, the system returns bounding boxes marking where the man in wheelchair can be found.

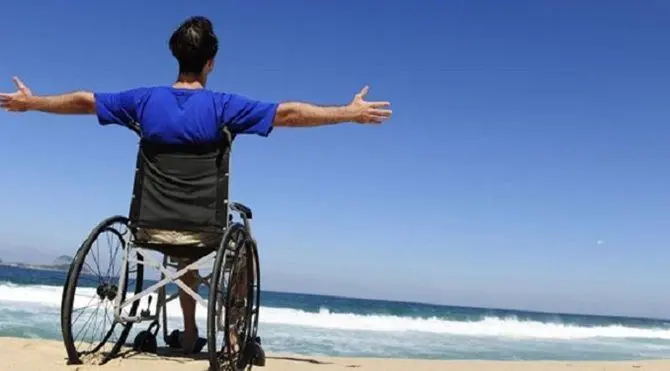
[1,15,391,369]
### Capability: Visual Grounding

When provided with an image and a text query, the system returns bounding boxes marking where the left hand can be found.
[0,77,33,112]
[347,85,392,124]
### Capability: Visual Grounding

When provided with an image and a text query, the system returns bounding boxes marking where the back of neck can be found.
[173,73,205,89]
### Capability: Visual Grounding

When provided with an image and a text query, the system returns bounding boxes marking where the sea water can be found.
[1,265,670,360]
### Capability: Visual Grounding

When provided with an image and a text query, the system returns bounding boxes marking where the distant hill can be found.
[53,255,74,266]
[46,255,77,273]
[0,254,88,274]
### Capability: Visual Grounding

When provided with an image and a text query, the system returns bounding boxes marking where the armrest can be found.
[230,202,253,219]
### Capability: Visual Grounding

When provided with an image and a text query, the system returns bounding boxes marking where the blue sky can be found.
[1,0,670,318]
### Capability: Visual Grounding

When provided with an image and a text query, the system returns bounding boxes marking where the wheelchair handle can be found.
[229,202,253,220]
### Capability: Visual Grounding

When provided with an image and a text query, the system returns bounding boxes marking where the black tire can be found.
[245,236,262,366]
[207,223,261,371]
[61,215,145,365]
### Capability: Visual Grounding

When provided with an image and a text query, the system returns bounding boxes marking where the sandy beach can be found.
[0,337,667,371]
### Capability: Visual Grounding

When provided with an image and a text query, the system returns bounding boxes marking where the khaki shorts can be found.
[135,228,220,246]
[134,228,222,266]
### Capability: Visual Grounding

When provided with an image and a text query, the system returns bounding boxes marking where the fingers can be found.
[0,95,18,111]
[371,108,392,117]
[357,108,392,124]
[369,109,392,123]
[366,117,384,124]
[352,85,392,124]
[0,93,17,102]
[356,85,369,99]
[369,100,391,108]
[12,76,26,90]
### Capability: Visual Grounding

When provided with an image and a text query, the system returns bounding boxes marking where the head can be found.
[169,16,219,84]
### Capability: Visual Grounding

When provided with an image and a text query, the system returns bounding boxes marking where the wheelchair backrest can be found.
[128,134,232,234]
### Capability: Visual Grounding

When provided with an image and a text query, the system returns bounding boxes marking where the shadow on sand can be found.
[103,345,358,368]
[118,346,209,364]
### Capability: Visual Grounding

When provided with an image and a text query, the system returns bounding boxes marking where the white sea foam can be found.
[1,282,670,341]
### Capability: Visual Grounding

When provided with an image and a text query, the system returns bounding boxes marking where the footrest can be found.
[246,337,265,367]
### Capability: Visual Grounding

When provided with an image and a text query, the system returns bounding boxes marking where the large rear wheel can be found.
[207,223,261,371]
[61,216,145,365]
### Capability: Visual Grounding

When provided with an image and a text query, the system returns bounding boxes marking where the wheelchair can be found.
[59,131,265,371]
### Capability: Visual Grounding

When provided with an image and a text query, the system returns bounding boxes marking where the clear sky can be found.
[1,0,669,318]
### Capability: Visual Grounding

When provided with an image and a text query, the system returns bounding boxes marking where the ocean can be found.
[1,265,670,361]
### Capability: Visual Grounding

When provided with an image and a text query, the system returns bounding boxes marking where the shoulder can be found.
[94,86,156,105]
[211,91,276,109]
[128,86,166,99]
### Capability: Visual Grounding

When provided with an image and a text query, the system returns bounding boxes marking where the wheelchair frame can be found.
[60,133,265,371]
[61,204,262,371]
[112,201,256,330]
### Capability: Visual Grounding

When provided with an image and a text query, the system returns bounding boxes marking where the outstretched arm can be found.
[1,77,147,131]
[0,77,95,114]
[274,86,391,127]
[220,85,392,137]
[16,91,95,114]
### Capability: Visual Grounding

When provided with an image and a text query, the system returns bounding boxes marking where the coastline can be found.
[0,263,71,273]
[1,337,668,371]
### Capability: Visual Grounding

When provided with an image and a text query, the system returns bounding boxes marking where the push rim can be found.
[61,217,144,365]
[208,224,258,371]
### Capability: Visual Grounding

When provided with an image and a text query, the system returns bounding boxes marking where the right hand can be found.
[0,77,34,112]
[348,86,392,124]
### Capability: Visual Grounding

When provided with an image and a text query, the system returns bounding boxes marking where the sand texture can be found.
[0,337,668,371]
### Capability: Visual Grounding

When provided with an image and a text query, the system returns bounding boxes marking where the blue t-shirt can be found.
[93,87,278,144]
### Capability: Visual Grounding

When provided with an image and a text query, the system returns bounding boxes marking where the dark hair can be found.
[169,16,219,74]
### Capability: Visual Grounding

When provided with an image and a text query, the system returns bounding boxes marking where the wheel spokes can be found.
[66,220,142,364]
[219,232,258,370]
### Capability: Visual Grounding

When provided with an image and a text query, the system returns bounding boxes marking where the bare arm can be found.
[0,77,95,114]
[24,91,96,114]
[273,86,392,127]
[274,102,356,127]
